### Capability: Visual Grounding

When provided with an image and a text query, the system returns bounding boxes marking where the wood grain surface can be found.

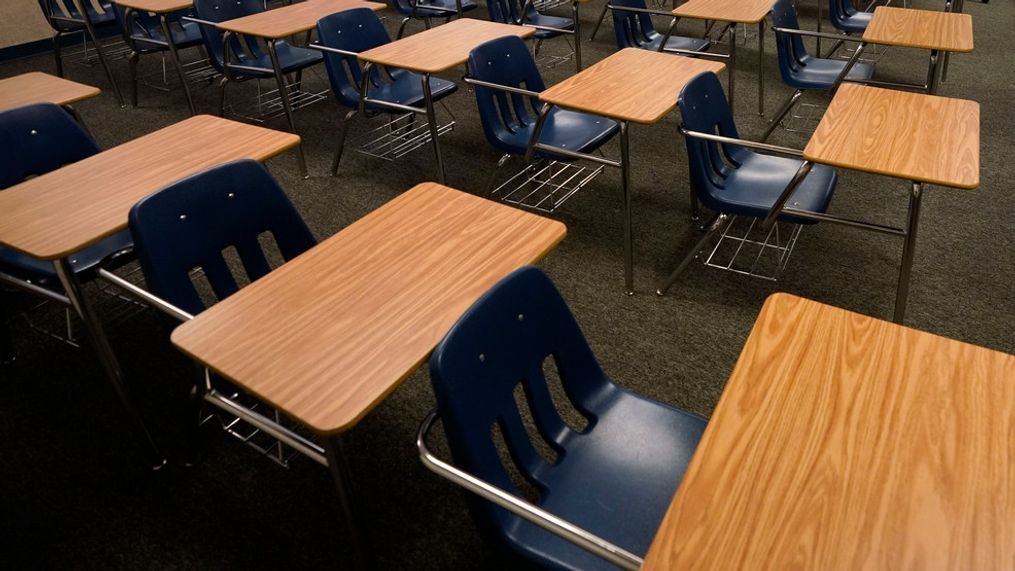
[864,6,974,52]
[217,0,385,38]
[171,182,567,435]
[804,83,979,188]
[672,0,775,24]
[539,49,726,124]
[643,293,1015,570]
[0,115,300,260]
[113,0,193,13]
[358,18,535,73]
[0,72,100,113]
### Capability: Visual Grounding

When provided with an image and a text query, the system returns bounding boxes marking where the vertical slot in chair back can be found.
[487,0,527,25]
[468,36,547,154]
[0,103,99,190]
[429,267,603,530]
[128,160,316,316]
[316,9,392,109]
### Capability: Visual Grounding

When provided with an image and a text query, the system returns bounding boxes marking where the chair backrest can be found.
[192,0,264,73]
[678,72,752,212]
[429,265,608,539]
[771,0,812,81]
[0,103,100,190]
[829,0,858,25]
[610,0,658,50]
[316,9,392,109]
[128,159,317,316]
[486,0,536,26]
[467,36,547,156]
[388,0,417,17]
[37,0,86,22]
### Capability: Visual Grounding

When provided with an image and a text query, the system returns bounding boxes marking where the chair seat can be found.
[787,55,874,89]
[833,10,871,33]
[366,70,457,109]
[643,32,710,53]
[0,230,132,286]
[409,0,478,18]
[227,41,323,79]
[507,386,707,570]
[528,14,575,39]
[131,20,205,53]
[708,153,836,224]
[499,109,618,160]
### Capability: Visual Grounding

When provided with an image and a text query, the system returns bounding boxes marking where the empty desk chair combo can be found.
[467,36,618,209]
[313,8,458,174]
[419,266,706,570]
[0,0,1006,567]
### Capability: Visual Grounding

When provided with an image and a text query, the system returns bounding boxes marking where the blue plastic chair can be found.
[656,72,838,294]
[418,265,707,570]
[762,0,874,141]
[189,0,323,115]
[37,0,121,77]
[0,103,132,287]
[113,5,205,108]
[128,160,316,316]
[486,0,575,63]
[467,36,618,191]
[829,0,872,34]
[610,0,709,53]
[390,0,478,39]
[314,9,458,175]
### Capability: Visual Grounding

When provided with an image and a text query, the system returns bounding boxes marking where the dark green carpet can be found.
[1,0,1012,567]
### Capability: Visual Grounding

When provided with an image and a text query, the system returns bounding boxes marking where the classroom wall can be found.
[0,0,55,49]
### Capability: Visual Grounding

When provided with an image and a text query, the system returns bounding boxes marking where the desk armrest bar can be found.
[606,4,674,17]
[771,27,863,43]
[782,208,907,236]
[417,411,643,571]
[663,46,727,58]
[181,16,217,27]
[463,77,541,98]
[522,23,576,35]
[0,271,70,306]
[205,389,328,467]
[532,142,622,168]
[308,43,360,58]
[680,128,804,157]
[97,268,195,322]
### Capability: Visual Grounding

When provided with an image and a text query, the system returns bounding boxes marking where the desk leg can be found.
[831,41,866,93]
[0,292,13,365]
[893,182,922,324]
[573,1,583,71]
[323,435,372,570]
[267,39,309,179]
[421,73,447,184]
[590,2,609,41]
[757,20,764,116]
[926,49,941,95]
[52,259,165,469]
[620,121,634,296]
[159,14,197,116]
[816,0,823,56]
[72,0,124,108]
[728,25,736,113]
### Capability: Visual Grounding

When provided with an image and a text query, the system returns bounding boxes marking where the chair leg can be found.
[0,292,14,365]
[424,17,432,30]
[331,109,357,177]
[534,38,543,57]
[759,89,803,143]
[590,3,610,41]
[53,32,65,77]
[656,213,726,296]
[397,18,410,39]
[217,76,229,117]
[484,154,512,197]
[128,51,140,108]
